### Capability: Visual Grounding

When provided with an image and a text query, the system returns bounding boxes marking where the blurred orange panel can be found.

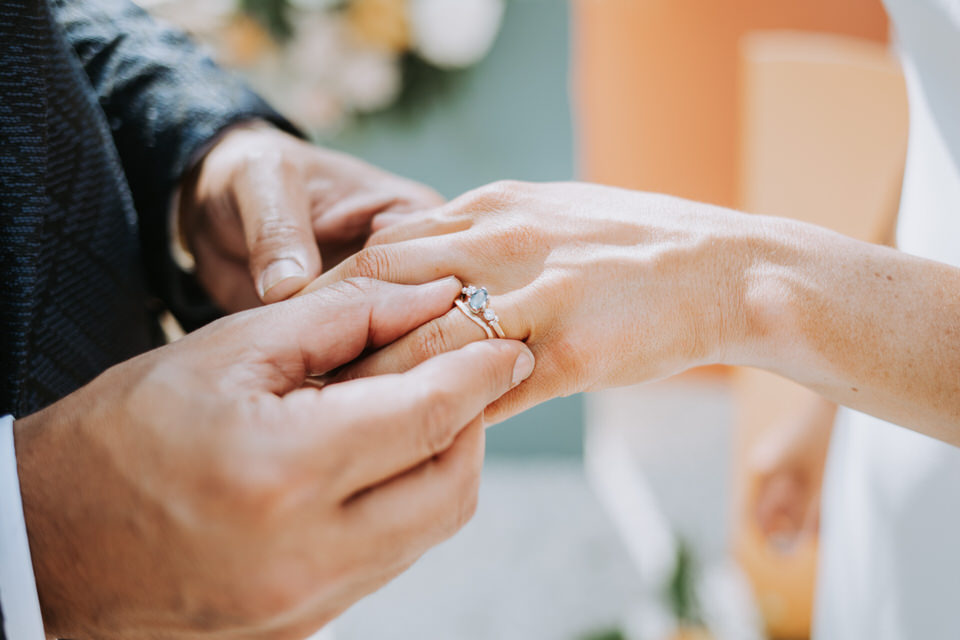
[571,0,889,208]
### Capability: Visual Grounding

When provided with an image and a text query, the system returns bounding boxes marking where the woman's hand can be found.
[302,179,960,439]
[179,122,444,311]
[300,181,755,422]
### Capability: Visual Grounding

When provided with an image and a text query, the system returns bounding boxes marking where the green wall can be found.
[322,0,582,456]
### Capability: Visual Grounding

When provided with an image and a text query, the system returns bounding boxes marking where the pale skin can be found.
[16,278,534,639]
[302,180,960,443]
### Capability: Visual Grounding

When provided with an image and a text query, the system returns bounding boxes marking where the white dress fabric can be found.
[815,1,960,638]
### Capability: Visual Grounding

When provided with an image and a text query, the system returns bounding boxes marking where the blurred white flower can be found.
[287,11,347,79]
[337,48,402,112]
[410,0,505,68]
[281,10,402,122]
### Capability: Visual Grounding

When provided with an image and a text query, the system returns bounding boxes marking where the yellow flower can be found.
[347,0,411,53]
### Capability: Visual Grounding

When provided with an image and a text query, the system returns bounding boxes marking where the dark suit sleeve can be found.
[50,0,303,328]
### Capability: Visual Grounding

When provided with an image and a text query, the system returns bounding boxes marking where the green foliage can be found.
[578,629,627,640]
[391,53,470,116]
[238,0,292,40]
[667,537,703,625]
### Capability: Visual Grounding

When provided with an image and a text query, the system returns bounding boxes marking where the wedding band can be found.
[458,285,507,339]
[454,299,495,339]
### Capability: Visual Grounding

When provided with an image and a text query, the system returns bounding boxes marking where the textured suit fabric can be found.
[1,0,297,416]
[0,1,296,632]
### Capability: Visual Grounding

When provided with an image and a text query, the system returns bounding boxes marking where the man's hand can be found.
[179,122,444,311]
[15,278,534,639]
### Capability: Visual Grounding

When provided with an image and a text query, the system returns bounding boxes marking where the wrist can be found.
[14,403,97,637]
[658,201,778,370]
[14,410,69,635]
[722,214,814,372]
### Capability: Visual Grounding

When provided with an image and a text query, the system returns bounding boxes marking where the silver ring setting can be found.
[457,285,506,338]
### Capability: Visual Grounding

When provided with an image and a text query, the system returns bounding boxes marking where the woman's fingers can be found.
[335,286,531,383]
[311,339,534,497]
[368,209,472,244]
[297,237,467,295]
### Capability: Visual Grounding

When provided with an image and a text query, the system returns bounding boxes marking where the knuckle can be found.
[418,389,459,454]
[544,338,593,395]
[411,319,453,363]
[471,345,511,394]
[438,464,481,538]
[329,276,376,298]
[483,179,527,198]
[349,246,394,280]
[456,180,527,213]
[252,218,309,254]
[230,573,305,629]
[440,493,479,539]
[239,147,294,177]
[212,469,270,520]
[206,448,291,527]
[454,468,482,529]
[490,223,542,260]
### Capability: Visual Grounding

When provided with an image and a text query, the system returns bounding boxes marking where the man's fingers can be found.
[311,177,445,243]
[209,277,461,394]
[311,192,406,244]
[334,306,489,382]
[312,339,534,495]
[235,152,323,303]
[342,417,486,565]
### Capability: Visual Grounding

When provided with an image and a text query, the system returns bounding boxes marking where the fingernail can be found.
[259,258,305,298]
[511,348,535,387]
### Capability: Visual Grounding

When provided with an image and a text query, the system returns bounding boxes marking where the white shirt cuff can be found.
[0,414,46,638]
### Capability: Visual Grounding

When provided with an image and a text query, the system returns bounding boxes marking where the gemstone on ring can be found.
[458,284,506,339]
[467,287,489,312]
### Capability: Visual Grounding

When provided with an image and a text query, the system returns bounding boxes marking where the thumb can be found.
[235,152,322,303]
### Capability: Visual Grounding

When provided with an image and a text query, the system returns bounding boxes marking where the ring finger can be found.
[334,287,529,382]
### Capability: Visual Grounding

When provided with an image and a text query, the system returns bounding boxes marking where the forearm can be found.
[729,215,960,441]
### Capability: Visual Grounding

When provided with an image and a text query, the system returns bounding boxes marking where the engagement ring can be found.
[456,285,506,338]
